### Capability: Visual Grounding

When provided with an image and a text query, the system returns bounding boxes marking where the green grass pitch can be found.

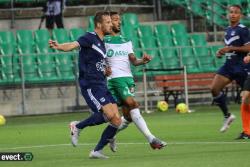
[0,104,250,167]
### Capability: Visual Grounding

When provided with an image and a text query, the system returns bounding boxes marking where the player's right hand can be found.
[49,40,59,49]
[216,47,231,58]
[216,50,223,58]
[244,55,250,64]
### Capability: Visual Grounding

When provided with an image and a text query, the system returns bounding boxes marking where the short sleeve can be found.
[77,35,91,48]
[127,41,134,54]
[241,27,250,45]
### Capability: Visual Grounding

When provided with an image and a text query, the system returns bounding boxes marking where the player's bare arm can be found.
[129,53,152,66]
[217,44,250,57]
[49,39,79,52]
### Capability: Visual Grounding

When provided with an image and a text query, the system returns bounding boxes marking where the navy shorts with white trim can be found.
[80,85,116,113]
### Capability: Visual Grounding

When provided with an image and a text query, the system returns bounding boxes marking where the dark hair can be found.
[94,11,110,27]
[229,4,242,12]
[109,11,119,17]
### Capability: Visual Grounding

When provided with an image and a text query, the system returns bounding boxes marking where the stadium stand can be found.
[0,0,243,115]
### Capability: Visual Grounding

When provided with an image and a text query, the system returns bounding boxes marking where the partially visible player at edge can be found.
[94,11,166,153]
[49,11,123,158]
[211,4,250,132]
[236,54,250,139]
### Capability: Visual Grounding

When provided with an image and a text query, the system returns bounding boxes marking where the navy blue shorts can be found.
[243,77,250,91]
[80,84,116,113]
[217,63,248,88]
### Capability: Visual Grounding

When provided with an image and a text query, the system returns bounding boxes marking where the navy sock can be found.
[76,112,107,129]
[94,125,118,151]
[213,93,230,118]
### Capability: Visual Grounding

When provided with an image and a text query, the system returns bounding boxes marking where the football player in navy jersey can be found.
[49,11,122,158]
[211,5,250,133]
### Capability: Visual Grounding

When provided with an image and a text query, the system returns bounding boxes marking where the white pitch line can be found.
[0,141,249,151]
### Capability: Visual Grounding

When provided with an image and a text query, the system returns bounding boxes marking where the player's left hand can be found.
[244,55,250,64]
[104,66,112,76]
[142,53,152,64]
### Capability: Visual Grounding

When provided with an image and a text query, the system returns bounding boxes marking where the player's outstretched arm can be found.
[49,40,79,52]
[129,53,152,66]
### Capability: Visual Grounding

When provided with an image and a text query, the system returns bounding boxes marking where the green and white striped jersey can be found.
[105,35,134,79]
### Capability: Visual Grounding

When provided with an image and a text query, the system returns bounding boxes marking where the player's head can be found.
[109,11,121,34]
[94,11,112,35]
[228,4,242,24]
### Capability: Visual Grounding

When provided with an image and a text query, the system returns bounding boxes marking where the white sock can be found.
[117,116,130,132]
[130,108,155,142]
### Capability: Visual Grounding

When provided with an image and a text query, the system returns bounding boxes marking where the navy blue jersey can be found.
[77,32,107,86]
[224,23,250,65]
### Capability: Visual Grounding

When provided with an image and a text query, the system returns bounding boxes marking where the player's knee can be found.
[242,94,250,104]
[210,86,220,96]
[103,110,115,121]
[125,99,139,110]
[110,115,121,127]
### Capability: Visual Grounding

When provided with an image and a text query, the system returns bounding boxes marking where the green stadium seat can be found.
[171,23,188,36]
[173,35,190,46]
[0,31,16,45]
[12,55,21,83]
[145,49,163,68]
[137,25,154,38]
[87,16,94,32]
[140,37,158,49]
[190,34,207,46]
[160,48,180,73]
[69,28,86,41]
[16,29,34,45]
[36,41,53,53]
[206,2,226,15]
[0,0,11,5]
[144,49,165,75]
[241,18,250,27]
[131,38,141,49]
[187,1,205,16]
[21,55,40,83]
[157,36,174,48]
[134,49,143,57]
[198,56,216,72]
[34,29,50,43]
[162,57,181,73]
[55,53,75,81]
[37,53,59,82]
[122,13,139,28]
[121,26,138,40]
[160,48,178,59]
[193,47,210,57]
[194,47,216,72]
[52,28,69,43]
[17,43,36,55]
[154,24,171,38]
[0,56,14,83]
[182,56,201,73]
[180,47,194,59]
[167,0,186,6]
[0,43,16,56]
